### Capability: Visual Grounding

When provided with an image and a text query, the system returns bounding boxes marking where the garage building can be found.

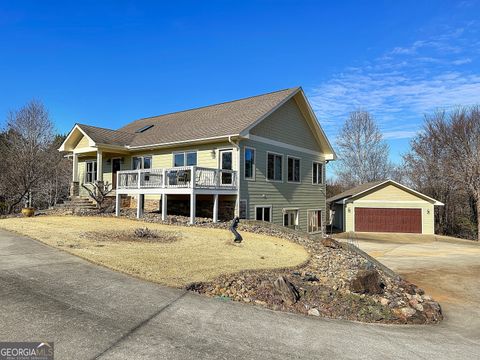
[327,180,444,234]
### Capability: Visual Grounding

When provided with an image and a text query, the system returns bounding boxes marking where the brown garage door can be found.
[355,208,422,233]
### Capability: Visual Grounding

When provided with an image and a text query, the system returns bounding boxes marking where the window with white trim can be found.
[312,162,323,184]
[287,156,301,183]
[307,210,322,233]
[85,161,97,183]
[173,151,197,167]
[133,156,152,170]
[244,147,255,180]
[255,206,272,222]
[283,209,299,229]
[267,152,282,181]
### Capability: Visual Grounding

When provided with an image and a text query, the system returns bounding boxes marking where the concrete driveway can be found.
[342,232,480,342]
[0,229,479,359]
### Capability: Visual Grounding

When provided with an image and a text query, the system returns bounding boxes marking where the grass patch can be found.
[0,216,309,287]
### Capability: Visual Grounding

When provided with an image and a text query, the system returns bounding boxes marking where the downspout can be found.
[229,135,241,218]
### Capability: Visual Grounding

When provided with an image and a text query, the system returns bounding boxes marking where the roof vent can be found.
[135,125,154,133]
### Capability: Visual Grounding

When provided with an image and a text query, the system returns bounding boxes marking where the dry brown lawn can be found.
[0,216,309,287]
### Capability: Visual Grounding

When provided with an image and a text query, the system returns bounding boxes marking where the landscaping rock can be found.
[321,238,340,249]
[273,276,300,305]
[308,308,320,316]
[350,269,385,294]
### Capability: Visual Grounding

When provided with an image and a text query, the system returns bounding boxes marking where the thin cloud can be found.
[310,24,480,140]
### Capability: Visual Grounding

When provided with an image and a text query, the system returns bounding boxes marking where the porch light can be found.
[107,158,111,164]
[427,209,430,215]
[211,149,216,159]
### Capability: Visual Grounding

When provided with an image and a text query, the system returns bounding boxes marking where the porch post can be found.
[161,194,167,221]
[115,193,120,216]
[190,192,196,225]
[137,194,144,218]
[213,194,219,223]
[96,150,103,182]
[72,153,79,182]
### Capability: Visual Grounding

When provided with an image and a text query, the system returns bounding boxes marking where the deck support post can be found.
[115,193,120,217]
[137,194,144,218]
[190,192,196,225]
[161,194,167,221]
[213,194,219,223]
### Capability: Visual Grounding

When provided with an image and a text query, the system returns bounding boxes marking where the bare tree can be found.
[335,111,393,187]
[0,100,59,213]
[403,107,480,240]
[81,181,114,210]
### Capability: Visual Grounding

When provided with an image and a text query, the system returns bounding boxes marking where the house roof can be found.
[327,181,385,203]
[59,87,336,157]
[327,179,444,206]
[77,124,135,146]
[120,87,299,147]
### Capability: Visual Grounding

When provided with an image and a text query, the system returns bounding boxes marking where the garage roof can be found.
[327,179,444,206]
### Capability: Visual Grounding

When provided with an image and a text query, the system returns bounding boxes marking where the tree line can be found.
[329,107,480,241]
[0,100,71,214]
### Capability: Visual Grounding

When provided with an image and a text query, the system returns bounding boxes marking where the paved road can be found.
[0,229,479,359]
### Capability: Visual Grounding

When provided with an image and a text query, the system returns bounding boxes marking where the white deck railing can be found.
[116,166,237,191]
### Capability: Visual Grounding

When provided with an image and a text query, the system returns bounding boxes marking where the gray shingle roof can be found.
[327,181,386,203]
[77,124,135,146]
[78,87,299,148]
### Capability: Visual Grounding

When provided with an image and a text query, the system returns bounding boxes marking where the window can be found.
[255,206,272,222]
[312,162,323,184]
[239,200,247,219]
[133,156,152,170]
[173,151,197,167]
[85,161,97,183]
[283,209,299,229]
[287,157,301,183]
[244,147,255,180]
[307,210,322,233]
[267,152,283,181]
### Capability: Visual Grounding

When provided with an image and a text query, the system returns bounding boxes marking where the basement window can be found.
[135,125,154,133]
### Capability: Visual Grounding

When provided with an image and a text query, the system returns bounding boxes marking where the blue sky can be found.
[0,0,479,163]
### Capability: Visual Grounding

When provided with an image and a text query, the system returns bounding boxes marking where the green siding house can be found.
[59,87,336,233]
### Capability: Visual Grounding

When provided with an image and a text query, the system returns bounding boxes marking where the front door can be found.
[112,158,121,189]
[219,150,233,185]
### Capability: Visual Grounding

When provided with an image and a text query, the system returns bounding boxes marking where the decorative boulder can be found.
[350,269,385,294]
[273,276,300,305]
[321,238,340,249]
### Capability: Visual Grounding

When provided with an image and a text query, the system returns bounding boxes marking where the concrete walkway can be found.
[0,229,478,359]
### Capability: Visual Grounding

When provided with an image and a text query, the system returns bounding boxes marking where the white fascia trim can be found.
[296,90,337,160]
[58,124,97,151]
[126,135,239,150]
[247,134,325,157]
[353,200,433,204]
[350,179,444,206]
